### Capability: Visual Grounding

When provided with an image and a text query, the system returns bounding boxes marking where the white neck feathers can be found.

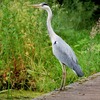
[45,6,56,41]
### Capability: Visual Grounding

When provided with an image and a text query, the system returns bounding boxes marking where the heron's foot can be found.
[59,86,66,91]
[54,87,66,91]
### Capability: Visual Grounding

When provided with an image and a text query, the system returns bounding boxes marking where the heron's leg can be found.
[60,63,66,90]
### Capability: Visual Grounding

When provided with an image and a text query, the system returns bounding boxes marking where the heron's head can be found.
[29,2,49,10]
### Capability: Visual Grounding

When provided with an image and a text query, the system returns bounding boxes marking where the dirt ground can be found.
[33,72,100,100]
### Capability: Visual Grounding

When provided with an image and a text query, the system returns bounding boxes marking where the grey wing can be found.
[52,37,84,77]
[52,37,78,68]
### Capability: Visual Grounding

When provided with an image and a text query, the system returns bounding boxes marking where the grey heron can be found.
[29,2,84,90]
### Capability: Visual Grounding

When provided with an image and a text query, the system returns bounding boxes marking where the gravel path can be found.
[33,73,100,100]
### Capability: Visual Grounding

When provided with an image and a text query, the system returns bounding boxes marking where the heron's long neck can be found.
[46,7,56,40]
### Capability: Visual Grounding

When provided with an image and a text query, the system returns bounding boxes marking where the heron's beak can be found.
[28,4,41,8]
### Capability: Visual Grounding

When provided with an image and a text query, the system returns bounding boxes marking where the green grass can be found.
[0,89,43,100]
[0,0,100,98]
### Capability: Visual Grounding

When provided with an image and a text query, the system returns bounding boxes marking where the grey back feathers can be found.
[52,36,84,77]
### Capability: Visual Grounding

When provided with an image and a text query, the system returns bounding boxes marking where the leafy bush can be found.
[0,0,41,90]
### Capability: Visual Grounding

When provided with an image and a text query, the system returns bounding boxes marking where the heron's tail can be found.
[73,63,84,77]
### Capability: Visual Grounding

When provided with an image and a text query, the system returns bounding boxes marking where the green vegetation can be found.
[0,89,43,99]
[0,0,100,99]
